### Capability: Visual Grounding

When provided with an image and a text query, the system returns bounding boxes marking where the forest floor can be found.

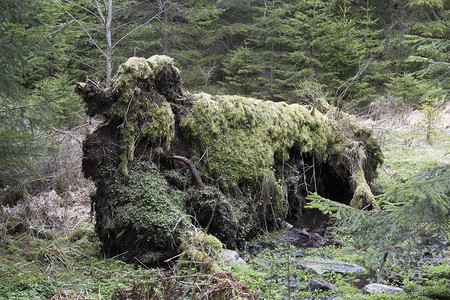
[0,104,449,300]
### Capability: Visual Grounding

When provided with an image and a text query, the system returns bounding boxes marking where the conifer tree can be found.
[1,1,44,185]
[307,165,450,270]
[406,36,450,100]
[382,0,448,106]
[223,45,261,95]
[172,0,251,90]
[0,0,85,195]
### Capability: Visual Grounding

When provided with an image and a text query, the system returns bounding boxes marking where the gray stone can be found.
[298,259,366,275]
[309,279,339,291]
[221,249,247,265]
[285,221,294,229]
[250,258,271,268]
[363,283,404,295]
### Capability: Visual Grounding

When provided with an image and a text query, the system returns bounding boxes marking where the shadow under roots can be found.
[281,151,353,221]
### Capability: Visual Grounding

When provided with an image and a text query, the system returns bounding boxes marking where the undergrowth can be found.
[227,233,449,299]
[1,107,448,299]
[0,224,161,299]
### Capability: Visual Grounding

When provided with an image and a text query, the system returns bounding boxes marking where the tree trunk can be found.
[270,0,275,88]
[310,0,317,69]
[105,0,113,89]
[162,7,169,55]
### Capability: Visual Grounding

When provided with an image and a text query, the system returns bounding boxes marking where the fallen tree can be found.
[76,55,383,265]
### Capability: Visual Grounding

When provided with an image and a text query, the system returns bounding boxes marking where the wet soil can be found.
[282,209,335,249]
[245,209,336,256]
[285,208,330,232]
[353,270,377,289]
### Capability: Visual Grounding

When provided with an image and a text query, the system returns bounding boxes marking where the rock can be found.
[289,252,305,258]
[250,259,271,269]
[309,279,339,291]
[298,259,366,275]
[286,274,300,289]
[363,283,404,295]
[285,221,294,229]
[330,239,347,247]
[279,229,324,248]
[221,249,247,266]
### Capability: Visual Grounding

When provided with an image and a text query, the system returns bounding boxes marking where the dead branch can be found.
[166,155,205,190]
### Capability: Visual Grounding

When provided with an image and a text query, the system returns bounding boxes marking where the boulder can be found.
[309,279,339,291]
[363,283,404,295]
[221,249,247,266]
[298,259,366,275]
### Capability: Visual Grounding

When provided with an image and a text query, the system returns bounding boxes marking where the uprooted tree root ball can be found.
[76,55,383,264]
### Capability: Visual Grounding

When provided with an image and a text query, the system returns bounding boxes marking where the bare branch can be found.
[51,127,83,144]
[166,155,205,190]
[61,52,97,71]
[56,0,107,58]
[0,104,40,113]
[93,0,106,23]
[60,0,104,24]
[112,2,170,49]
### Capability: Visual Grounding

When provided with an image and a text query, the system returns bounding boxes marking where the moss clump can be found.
[179,230,223,273]
[147,55,180,77]
[180,93,338,219]
[185,186,246,247]
[181,94,335,182]
[113,57,154,86]
[181,95,382,209]
[78,55,383,265]
[111,56,178,176]
[112,162,187,260]
[350,169,374,208]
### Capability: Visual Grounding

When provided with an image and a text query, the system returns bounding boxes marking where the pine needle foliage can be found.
[306,165,449,268]
[406,36,450,101]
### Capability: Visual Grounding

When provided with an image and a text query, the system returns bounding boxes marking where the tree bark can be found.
[162,7,169,55]
[105,0,113,89]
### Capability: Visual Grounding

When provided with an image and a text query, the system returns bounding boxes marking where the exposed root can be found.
[166,155,205,190]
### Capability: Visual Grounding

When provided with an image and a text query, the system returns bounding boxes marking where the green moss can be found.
[180,93,335,210]
[187,231,223,254]
[0,227,161,299]
[146,55,179,76]
[141,101,175,143]
[114,162,187,249]
[110,56,177,176]
[179,230,223,273]
[350,169,374,208]
[180,95,382,210]
[111,55,177,88]
[113,57,154,87]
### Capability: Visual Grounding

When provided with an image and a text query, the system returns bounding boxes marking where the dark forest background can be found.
[1,0,448,194]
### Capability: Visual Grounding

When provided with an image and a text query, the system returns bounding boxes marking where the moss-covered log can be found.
[76,55,383,264]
